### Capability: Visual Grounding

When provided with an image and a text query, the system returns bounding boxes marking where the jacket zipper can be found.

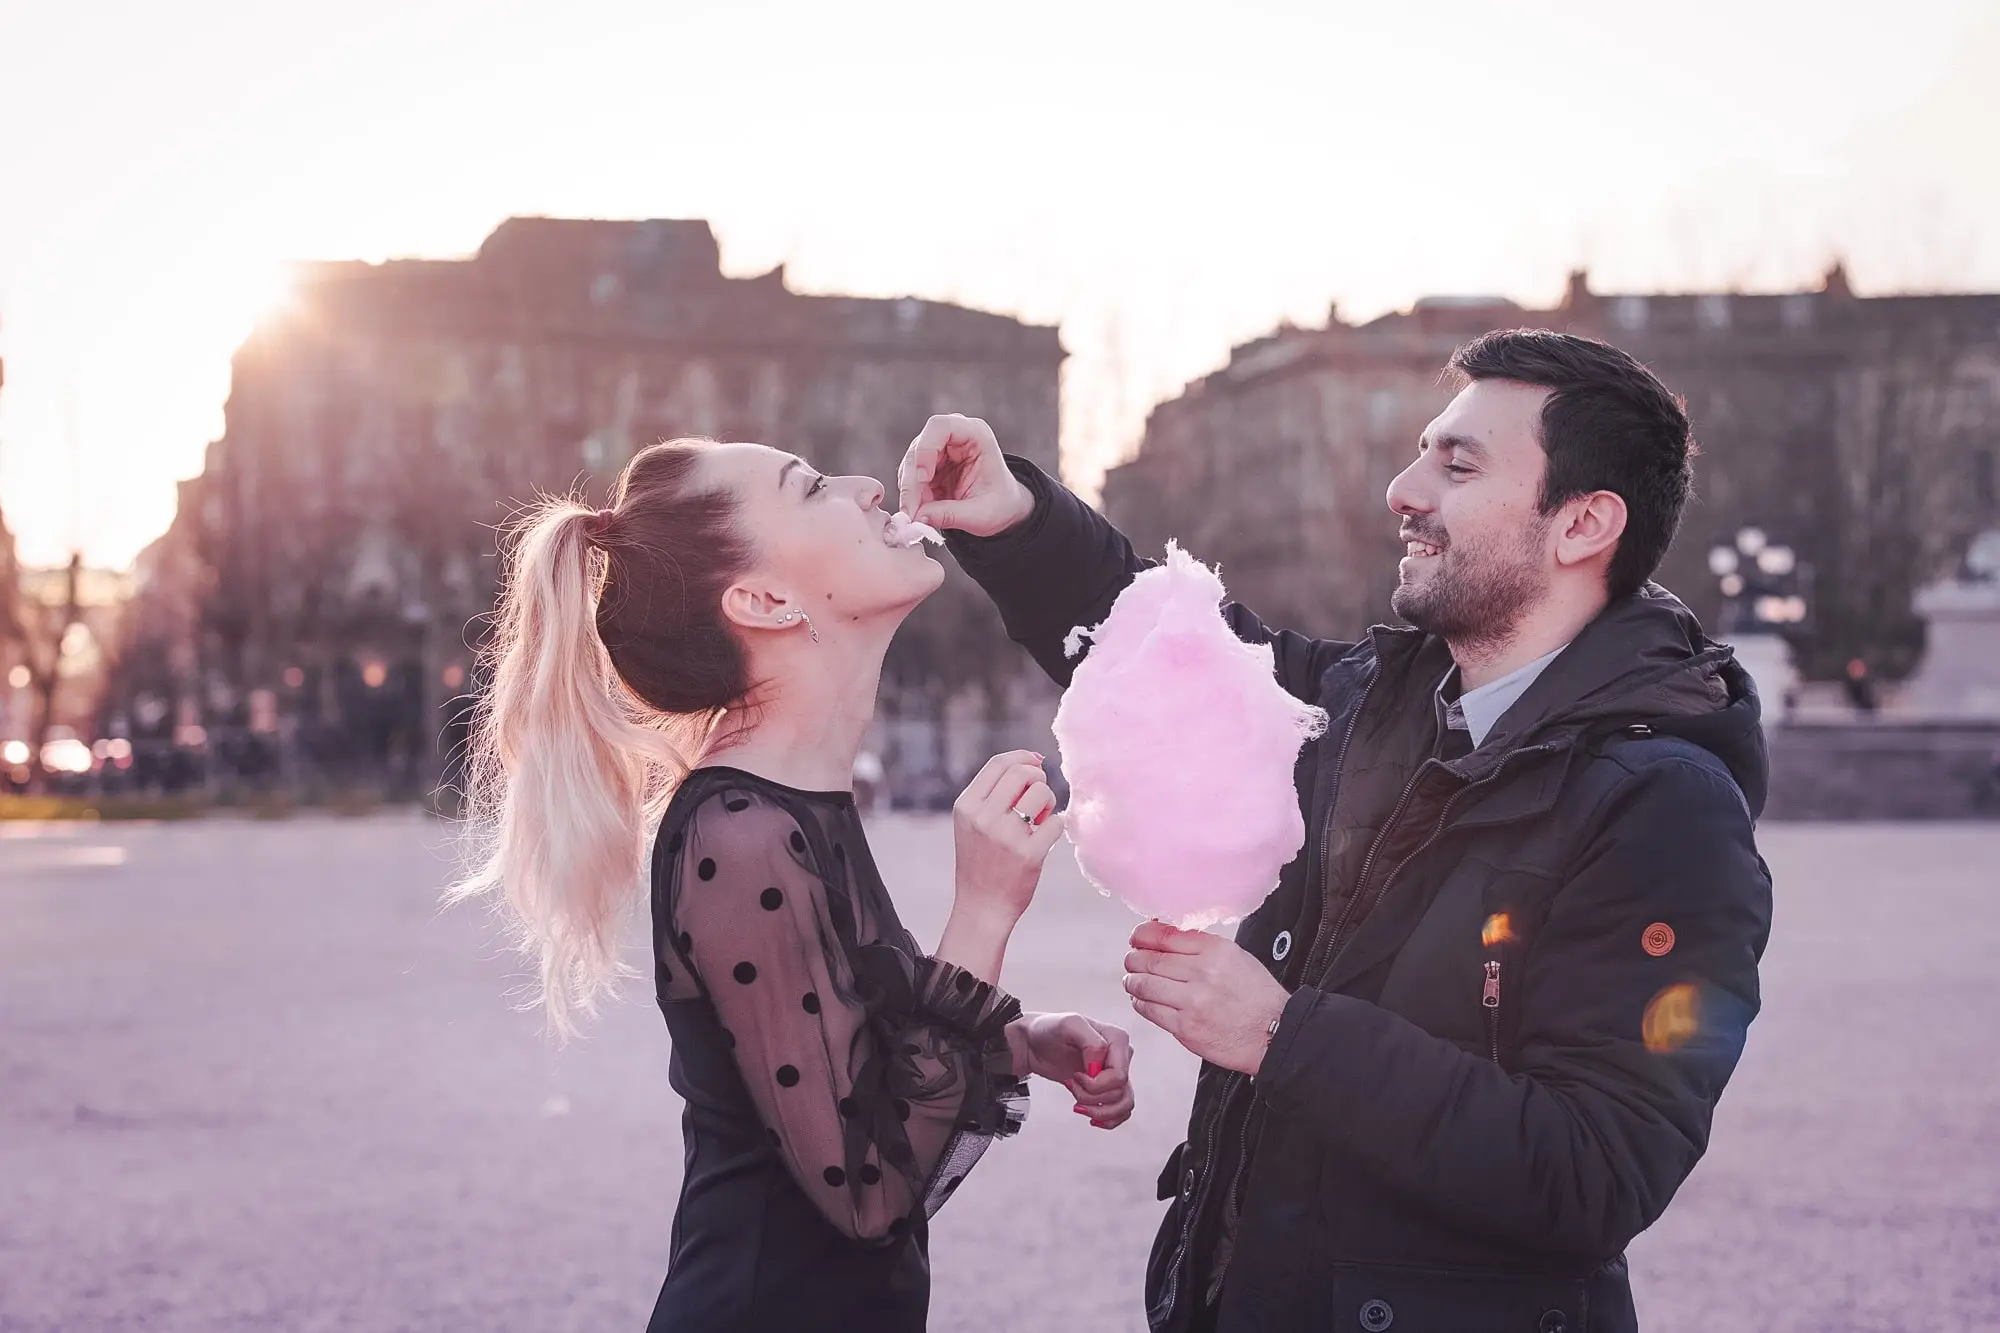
[1302,757,1435,982]
[1214,747,1533,1290]
[1159,671,1378,1316]
[1183,748,1429,1313]
[1207,1099,1263,1304]
[1154,1068,1240,1319]
[1159,714,1555,1319]
[1298,673,1380,983]
[1482,959,1503,1064]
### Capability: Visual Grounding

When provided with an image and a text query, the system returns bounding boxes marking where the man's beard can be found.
[1390,516,1551,656]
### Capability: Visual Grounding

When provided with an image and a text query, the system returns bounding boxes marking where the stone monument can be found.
[1726,632,1797,729]
[1901,528,2000,718]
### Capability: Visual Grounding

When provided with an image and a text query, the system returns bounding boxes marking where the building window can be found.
[1613,297,1648,331]
[1697,294,1731,330]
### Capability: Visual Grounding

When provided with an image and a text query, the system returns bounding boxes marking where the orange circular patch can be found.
[1642,922,1676,957]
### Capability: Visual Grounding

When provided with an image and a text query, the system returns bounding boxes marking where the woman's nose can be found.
[851,476,886,510]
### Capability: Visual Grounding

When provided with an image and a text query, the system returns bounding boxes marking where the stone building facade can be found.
[116,217,1062,797]
[1103,268,2000,678]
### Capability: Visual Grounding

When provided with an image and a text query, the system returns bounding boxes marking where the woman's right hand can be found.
[951,749,1064,925]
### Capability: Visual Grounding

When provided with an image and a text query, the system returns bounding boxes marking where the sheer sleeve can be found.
[662,788,1028,1242]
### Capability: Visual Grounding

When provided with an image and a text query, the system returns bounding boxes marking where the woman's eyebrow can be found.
[778,458,802,491]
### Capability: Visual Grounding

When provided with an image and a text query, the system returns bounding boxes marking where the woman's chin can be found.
[851,563,948,626]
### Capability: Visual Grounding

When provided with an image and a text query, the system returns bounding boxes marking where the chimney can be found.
[1561,268,1593,311]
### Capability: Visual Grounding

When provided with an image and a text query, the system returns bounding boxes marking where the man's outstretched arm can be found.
[901,413,1355,696]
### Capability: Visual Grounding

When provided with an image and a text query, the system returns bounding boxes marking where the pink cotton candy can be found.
[1053,543,1328,929]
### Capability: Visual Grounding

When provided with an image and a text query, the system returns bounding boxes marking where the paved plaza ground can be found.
[2,812,1996,1332]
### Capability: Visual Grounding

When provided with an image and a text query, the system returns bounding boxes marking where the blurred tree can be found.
[1,550,86,792]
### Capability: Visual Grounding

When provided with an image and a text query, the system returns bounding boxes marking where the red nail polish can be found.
[1072,1105,1090,1116]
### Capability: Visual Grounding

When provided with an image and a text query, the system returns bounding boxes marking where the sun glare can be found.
[216,261,299,344]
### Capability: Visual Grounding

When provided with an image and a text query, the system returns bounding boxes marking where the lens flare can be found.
[1642,983,1701,1053]
[1481,913,1515,948]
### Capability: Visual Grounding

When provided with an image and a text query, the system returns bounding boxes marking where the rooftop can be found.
[269,217,1062,359]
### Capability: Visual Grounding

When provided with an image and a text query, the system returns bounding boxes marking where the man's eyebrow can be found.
[778,457,802,491]
[1430,433,1488,461]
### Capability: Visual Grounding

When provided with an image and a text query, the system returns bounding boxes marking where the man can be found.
[898,330,1773,1333]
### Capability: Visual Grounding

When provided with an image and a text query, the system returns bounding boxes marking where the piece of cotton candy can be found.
[884,511,944,547]
[1053,542,1328,930]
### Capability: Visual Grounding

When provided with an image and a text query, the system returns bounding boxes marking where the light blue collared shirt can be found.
[1437,643,1571,748]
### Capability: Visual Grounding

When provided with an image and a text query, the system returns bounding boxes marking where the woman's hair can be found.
[449,439,755,1037]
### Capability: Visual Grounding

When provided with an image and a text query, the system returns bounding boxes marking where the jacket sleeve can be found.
[944,455,1357,700]
[1253,754,1772,1260]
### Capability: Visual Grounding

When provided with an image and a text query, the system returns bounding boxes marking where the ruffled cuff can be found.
[911,956,1024,1043]
[968,1042,1031,1142]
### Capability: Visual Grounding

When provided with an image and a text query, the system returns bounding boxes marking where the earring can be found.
[779,610,820,643]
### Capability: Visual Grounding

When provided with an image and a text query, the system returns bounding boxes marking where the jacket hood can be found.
[1384,584,1769,817]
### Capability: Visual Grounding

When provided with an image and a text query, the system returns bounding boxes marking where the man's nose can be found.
[1386,458,1429,518]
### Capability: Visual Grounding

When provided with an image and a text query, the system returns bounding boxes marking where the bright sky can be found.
[2,0,1997,568]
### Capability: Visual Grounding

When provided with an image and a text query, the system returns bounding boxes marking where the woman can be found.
[452,436,1136,1332]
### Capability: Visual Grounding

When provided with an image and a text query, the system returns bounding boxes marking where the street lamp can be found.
[1710,526,1809,635]
[1709,524,1816,729]
[1756,546,1796,577]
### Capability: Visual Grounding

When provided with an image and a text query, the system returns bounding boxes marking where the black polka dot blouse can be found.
[646,766,1028,1332]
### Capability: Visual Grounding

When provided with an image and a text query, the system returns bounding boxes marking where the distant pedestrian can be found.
[1844,657,1878,714]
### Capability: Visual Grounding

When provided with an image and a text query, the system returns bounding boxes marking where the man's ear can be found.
[1554,491,1627,571]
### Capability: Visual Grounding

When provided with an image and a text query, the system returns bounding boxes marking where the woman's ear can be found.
[719,579,799,634]
[1555,490,1628,571]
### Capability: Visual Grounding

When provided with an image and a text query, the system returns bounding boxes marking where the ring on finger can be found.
[1011,807,1036,827]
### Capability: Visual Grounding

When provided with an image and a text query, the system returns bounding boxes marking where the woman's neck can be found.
[703,627,889,793]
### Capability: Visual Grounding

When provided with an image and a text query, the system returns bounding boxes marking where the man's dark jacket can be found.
[948,459,1774,1333]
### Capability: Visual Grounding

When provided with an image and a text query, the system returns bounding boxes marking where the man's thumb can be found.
[916,499,970,530]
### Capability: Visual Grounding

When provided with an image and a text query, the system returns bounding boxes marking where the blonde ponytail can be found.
[449,498,709,1038]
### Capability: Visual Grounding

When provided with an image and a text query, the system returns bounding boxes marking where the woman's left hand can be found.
[1011,1012,1137,1129]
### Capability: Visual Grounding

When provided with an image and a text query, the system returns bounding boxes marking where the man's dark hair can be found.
[1448,329,1695,601]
